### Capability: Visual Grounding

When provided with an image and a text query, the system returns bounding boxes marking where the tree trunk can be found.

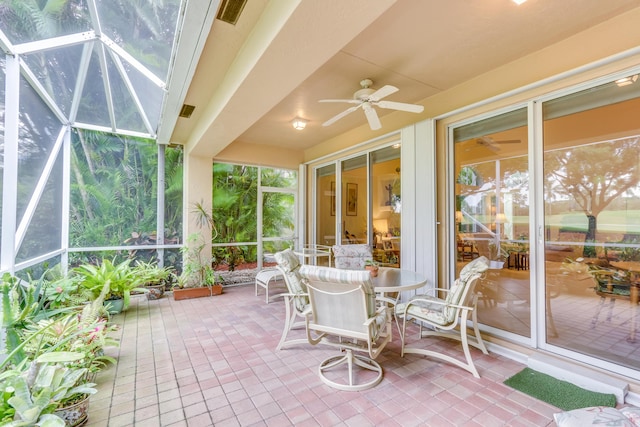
[584,214,597,258]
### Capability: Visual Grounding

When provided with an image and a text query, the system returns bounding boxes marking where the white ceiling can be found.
[170,0,640,156]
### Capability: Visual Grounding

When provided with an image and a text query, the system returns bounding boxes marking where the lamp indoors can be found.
[291,117,307,130]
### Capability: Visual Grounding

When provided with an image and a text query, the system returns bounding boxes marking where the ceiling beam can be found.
[185,0,397,158]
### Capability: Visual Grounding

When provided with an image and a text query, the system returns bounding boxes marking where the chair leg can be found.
[318,349,383,391]
[402,309,485,378]
[470,299,488,355]
[276,296,307,350]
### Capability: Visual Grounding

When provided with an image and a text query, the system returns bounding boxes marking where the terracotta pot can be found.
[211,284,223,295]
[365,265,379,277]
[54,394,90,427]
[173,286,211,300]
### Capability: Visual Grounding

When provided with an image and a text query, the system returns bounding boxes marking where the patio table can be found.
[372,267,427,306]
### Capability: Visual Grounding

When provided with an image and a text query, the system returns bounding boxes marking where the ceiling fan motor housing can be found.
[354,87,375,101]
[354,78,375,100]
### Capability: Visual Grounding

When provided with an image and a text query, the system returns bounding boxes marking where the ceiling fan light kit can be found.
[319,78,424,131]
[291,117,307,130]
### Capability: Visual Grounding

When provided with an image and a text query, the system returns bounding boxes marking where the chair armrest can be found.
[363,306,389,326]
[402,296,474,313]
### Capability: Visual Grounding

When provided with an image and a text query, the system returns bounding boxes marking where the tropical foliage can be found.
[211,163,296,270]
[0,271,118,425]
[69,129,183,267]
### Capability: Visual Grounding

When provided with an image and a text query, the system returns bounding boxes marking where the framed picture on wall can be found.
[346,183,357,216]
[330,181,336,216]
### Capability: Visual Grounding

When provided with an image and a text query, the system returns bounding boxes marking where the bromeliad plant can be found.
[132,260,175,287]
[0,352,97,426]
[74,258,147,310]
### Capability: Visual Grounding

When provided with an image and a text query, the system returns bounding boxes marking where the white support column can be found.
[61,127,71,274]
[414,119,438,289]
[157,143,166,267]
[1,55,20,273]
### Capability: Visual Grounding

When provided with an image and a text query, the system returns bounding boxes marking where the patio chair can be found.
[300,265,392,391]
[255,268,285,304]
[395,256,490,378]
[274,248,312,350]
[332,244,372,270]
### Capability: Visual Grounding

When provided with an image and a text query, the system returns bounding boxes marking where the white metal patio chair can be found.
[273,248,312,350]
[395,256,490,378]
[300,265,392,391]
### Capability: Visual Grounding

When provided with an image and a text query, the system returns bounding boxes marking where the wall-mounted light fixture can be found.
[291,117,307,130]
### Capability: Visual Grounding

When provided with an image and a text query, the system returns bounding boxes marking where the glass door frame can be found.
[310,140,404,253]
[533,71,640,380]
[257,177,298,271]
[446,103,536,348]
[445,68,640,380]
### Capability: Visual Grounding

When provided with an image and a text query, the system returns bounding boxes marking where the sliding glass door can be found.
[452,108,531,337]
[542,76,640,370]
[313,143,402,267]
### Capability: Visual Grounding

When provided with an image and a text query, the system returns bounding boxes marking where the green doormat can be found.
[504,368,616,411]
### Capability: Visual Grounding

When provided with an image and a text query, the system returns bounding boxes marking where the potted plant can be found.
[0,351,96,427]
[364,259,379,277]
[132,260,175,300]
[488,242,506,269]
[74,258,148,313]
[173,234,224,300]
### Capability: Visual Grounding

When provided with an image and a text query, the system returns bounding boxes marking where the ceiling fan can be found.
[475,136,521,152]
[319,78,424,130]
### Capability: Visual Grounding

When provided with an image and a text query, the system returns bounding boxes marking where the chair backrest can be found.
[274,248,308,311]
[444,256,489,322]
[332,244,372,270]
[300,265,377,335]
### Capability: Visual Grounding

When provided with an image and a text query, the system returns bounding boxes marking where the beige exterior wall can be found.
[183,154,213,250]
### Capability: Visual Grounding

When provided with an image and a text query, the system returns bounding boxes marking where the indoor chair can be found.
[395,256,490,378]
[332,244,373,270]
[274,248,312,350]
[300,265,391,391]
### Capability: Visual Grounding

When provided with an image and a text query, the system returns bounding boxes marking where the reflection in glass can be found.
[261,167,297,188]
[316,164,336,246]
[453,108,531,337]
[543,80,640,370]
[371,146,401,267]
[341,155,367,245]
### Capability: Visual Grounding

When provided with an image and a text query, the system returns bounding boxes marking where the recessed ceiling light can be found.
[512,0,527,4]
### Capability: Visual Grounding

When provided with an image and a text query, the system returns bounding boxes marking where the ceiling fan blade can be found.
[376,100,424,113]
[363,102,381,130]
[319,98,361,104]
[369,85,398,101]
[322,105,360,127]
